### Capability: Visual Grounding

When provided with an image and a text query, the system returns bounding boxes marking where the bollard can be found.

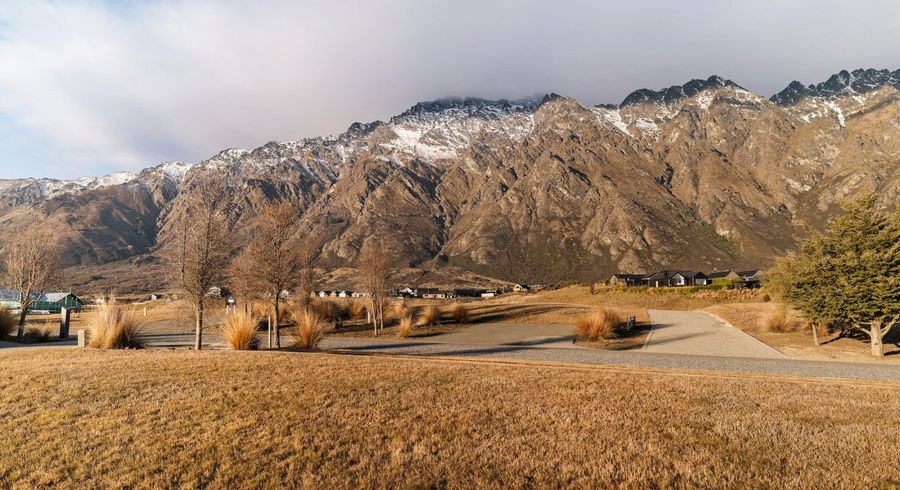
[77,329,87,348]
[59,306,71,339]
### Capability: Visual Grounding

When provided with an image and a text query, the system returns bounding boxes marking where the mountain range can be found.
[1,68,898,292]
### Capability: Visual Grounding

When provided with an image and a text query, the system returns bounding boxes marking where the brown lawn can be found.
[705,303,900,363]
[0,349,898,488]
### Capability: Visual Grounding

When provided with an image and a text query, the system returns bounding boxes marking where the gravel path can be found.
[319,337,900,382]
[7,327,900,383]
[644,309,786,359]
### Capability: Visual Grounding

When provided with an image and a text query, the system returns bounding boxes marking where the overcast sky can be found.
[0,0,898,179]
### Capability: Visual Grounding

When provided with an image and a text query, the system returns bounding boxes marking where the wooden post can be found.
[59,306,71,339]
[77,329,87,348]
[267,315,273,349]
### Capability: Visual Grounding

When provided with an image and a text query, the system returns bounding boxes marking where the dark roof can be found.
[737,270,761,279]
[611,273,645,280]
[0,289,80,303]
[707,270,737,279]
[645,270,706,281]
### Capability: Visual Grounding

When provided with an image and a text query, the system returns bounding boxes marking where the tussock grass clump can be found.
[25,324,54,342]
[348,299,367,320]
[293,309,328,350]
[417,305,439,327]
[449,303,470,324]
[312,299,345,322]
[0,307,16,339]
[575,307,622,341]
[222,310,259,350]
[88,298,144,349]
[397,312,414,338]
[391,299,410,319]
[765,306,799,333]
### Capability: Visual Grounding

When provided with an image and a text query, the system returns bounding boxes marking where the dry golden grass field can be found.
[1,349,898,488]
[704,303,900,363]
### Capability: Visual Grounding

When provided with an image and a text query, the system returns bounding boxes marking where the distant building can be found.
[644,271,708,287]
[418,288,452,299]
[454,288,486,298]
[608,273,646,287]
[0,290,85,314]
[511,284,531,293]
[480,290,498,298]
[706,270,742,283]
[737,270,762,288]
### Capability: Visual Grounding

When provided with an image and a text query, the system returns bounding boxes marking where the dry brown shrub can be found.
[293,309,328,350]
[0,307,16,339]
[693,288,764,302]
[575,307,622,341]
[88,298,144,349]
[348,299,367,320]
[311,298,334,318]
[417,305,439,327]
[25,324,54,342]
[765,306,799,333]
[251,302,270,320]
[449,303,470,324]
[397,312,414,338]
[390,299,410,319]
[222,310,259,350]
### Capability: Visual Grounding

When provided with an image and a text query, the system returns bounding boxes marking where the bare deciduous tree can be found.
[232,202,308,348]
[358,239,388,336]
[1,225,61,338]
[161,178,231,350]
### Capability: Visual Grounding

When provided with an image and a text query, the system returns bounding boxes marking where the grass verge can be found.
[0,350,897,488]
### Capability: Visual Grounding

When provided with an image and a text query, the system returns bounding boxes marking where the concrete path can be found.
[320,337,900,382]
[427,323,583,349]
[643,310,785,359]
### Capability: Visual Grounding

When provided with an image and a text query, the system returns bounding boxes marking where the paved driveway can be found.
[427,323,582,349]
[644,310,785,359]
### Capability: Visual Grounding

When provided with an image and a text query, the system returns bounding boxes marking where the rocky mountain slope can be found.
[1,68,898,290]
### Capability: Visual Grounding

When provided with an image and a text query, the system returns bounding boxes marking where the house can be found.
[0,290,85,314]
[454,288,486,298]
[418,288,452,299]
[644,271,708,287]
[707,270,742,283]
[351,291,368,298]
[397,287,415,298]
[511,284,531,293]
[608,273,646,287]
[737,270,762,288]
[207,286,222,297]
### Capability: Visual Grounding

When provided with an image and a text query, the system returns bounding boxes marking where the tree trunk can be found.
[273,293,281,348]
[371,297,377,336]
[194,305,204,351]
[811,321,819,347]
[16,307,27,339]
[871,323,884,358]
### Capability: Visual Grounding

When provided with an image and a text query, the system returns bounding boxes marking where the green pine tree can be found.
[768,195,900,357]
